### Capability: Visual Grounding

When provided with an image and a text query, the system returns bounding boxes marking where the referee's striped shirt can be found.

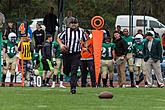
[59,28,87,53]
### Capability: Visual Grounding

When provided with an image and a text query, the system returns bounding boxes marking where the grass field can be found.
[0,87,165,110]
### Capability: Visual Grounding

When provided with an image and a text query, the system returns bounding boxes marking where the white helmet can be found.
[135,34,143,40]
[8,32,17,43]
[134,34,143,43]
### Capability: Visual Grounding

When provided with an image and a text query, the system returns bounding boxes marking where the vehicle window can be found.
[37,21,43,25]
[136,20,147,26]
[150,20,159,28]
[159,24,164,28]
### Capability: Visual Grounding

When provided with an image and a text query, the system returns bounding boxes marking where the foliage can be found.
[0,0,165,30]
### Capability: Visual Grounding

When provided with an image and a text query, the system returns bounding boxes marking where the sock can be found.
[60,81,63,86]
[130,72,134,84]
[46,78,50,84]
[102,79,107,87]
[136,81,139,85]
[42,80,45,85]
[60,74,63,81]
[98,74,101,85]
[10,75,14,83]
[2,74,6,83]
[53,75,57,81]
[145,82,148,85]
[52,81,55,86]
[110,80,113,87]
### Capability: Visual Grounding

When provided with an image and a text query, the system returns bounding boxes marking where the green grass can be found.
[0,87,165,110]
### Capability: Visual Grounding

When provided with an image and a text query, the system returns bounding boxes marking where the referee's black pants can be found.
[63,53,81,90]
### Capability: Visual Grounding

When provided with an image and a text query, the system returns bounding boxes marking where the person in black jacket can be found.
[143,31,164,88]
[113,31,128,88]
[33,23,45,53]
[43,7,58,39]
[41,34,53,86]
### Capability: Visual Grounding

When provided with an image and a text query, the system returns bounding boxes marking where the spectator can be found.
[143,31,164,88]
[115,25,123,36]
[57,17,87,94]
[41,34,54,86]
[33,23,45,53]
[63,10,73,28]
[80,30,96,87]
[113,31,128,88]
[151,27,160,38]
[43,7,58,39]
[3,21,15,40]
[161,31,165,50]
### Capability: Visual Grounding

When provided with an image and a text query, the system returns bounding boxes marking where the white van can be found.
[115,15,165,36]
[29,18,46,32]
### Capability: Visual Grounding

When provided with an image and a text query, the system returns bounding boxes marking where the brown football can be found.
[98,91,113,99]
[60,45,69,54]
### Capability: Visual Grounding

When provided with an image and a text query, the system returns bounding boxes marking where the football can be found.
[98,91,113,99]
[60,45,69,54]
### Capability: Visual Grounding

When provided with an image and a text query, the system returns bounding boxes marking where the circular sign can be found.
[91,16,104,30]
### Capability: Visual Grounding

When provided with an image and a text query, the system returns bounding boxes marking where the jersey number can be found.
[102,47,112,57]
[7,47,16,54]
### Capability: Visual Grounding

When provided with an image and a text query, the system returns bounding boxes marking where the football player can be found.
[101,37,115,87]
[2,32,18,87]
[133,34,147,88]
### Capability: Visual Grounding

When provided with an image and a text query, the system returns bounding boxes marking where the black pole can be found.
[58,0,64,33]
[131,0,134,36]
[129,0,134,36]
[143,7,146,35]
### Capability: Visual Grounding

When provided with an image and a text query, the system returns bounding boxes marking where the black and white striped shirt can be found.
[59,28,87,53]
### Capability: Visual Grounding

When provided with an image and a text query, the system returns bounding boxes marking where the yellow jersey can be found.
[18,41,32,60]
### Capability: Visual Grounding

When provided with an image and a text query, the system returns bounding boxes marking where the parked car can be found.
[115,15,165,36]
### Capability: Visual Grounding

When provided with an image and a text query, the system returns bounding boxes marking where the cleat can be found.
[1,83,5,87]
[9,83,13,87]
[59,85,66,88]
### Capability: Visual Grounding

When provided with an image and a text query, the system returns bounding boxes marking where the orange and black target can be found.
[91,16,104,30]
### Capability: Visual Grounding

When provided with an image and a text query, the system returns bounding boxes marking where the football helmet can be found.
[134,34,143,44]
[8,32,17,43]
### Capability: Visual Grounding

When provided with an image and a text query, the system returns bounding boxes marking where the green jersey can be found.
[122,35,133,53]
[133,42,144,58]
[52,41,61,58]
[4,41,17,58]
[101,43,115,60]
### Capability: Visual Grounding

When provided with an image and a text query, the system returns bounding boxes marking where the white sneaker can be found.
[135,85,139,88]
[152,84,157,88]
[51,82,55,88]
[122,85,126,88]
[144,85,148,88]
[59,85,66,88]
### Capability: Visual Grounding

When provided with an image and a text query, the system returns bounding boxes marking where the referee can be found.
[57,17,87,94]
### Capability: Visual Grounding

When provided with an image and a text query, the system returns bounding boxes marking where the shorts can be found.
[42,59,50,71]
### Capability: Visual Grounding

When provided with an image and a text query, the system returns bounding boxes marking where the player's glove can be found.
[52,58,57,66]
